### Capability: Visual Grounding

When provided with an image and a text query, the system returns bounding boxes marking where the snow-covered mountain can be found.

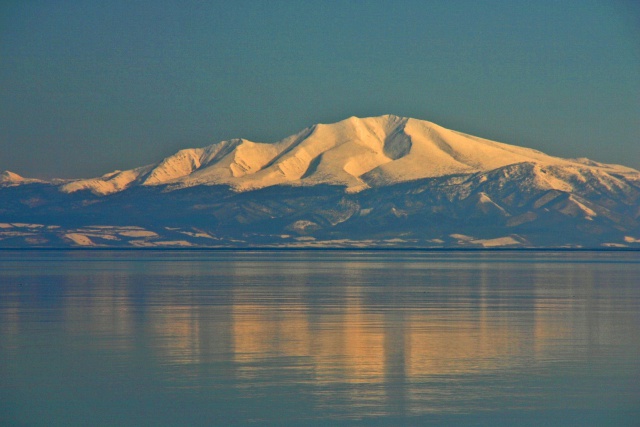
[47,115,637,195]
[2,115,639,248]
[0,170,44,186]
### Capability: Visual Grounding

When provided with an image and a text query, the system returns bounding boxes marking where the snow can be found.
[471,237,521,247]
[559,196,598,218]
[179,231,215,239]
[0,171,24,183]
[61,166,153,195]
[450,234,474,241]
[143,149,204,185]
[118,230,158,237]
[64,233,95,246]
[152,240,193,246]
[10,223,45,228]
[288,220,319,233]
[0,170,43,186]
[602,243,628,248]
[473,192,509,216]
[41,114,639,196]
[229,140,280,177]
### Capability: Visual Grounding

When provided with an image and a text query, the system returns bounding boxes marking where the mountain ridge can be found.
[5,115,636,196]
[1,115,639,248]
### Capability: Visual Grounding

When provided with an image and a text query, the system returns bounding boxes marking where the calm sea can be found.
[1,250,639,426]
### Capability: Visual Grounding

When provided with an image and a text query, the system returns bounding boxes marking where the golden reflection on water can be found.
[136,265,597,384]
[62,272,135,351]
[2,253,638,411]
[0,302,20,354]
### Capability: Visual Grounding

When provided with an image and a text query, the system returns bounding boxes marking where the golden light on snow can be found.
[57,115,639,196]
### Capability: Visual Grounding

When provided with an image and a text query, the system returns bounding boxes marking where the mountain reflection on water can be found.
[1,251,639,426]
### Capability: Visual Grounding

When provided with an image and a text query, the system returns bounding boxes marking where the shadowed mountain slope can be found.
[2,115,639,248]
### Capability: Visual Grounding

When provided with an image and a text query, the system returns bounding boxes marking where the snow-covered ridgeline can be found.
[4,115,639,196]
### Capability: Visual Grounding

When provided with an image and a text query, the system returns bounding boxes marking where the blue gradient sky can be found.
[1,0,639,178]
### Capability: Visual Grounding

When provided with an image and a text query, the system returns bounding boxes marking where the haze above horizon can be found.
[1,0,639,179]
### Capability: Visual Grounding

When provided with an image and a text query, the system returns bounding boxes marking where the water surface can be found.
[1,250,639,426]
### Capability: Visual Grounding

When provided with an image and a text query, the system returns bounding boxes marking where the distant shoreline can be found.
[1,246,638,252]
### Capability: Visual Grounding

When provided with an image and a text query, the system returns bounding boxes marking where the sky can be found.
[1,0,639,179]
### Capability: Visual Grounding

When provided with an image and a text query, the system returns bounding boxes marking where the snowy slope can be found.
[0,170,44,186]
[0,171,26,184]
[8,114,638,196]
[2,117,640,249]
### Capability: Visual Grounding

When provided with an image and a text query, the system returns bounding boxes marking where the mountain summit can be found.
[1,115,639,248]
[53,115,638,196]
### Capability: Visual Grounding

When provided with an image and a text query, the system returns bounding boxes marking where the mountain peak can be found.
[47,115,640,197]
[2,116,640,248]
[0,170,23,182]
